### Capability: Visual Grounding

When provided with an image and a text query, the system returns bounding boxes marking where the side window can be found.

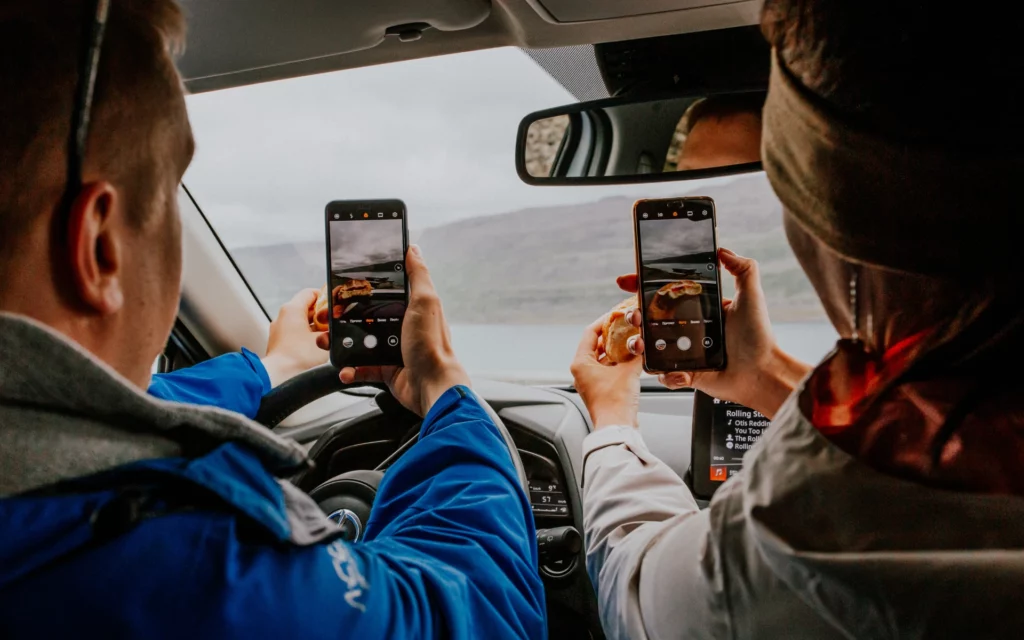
[713,173,835,363]
[154,322,209,374]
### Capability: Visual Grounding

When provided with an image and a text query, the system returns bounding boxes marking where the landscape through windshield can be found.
[184,47,836,382]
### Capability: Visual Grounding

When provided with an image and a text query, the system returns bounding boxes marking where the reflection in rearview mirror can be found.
[666,94,763,171]
[517,91,765,186]
[524,114,570,178]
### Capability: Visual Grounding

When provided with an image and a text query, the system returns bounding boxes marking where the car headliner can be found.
[177,0,761,94]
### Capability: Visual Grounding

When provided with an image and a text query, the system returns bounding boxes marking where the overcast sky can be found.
[330,219,404,271]
[183,46,714,248]
[640,217,715,261]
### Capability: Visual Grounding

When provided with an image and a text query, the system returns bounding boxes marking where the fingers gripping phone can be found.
[325,200,409,368]
[633,197,726,373]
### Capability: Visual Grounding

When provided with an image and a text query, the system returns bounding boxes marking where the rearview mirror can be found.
[516,91,765,186]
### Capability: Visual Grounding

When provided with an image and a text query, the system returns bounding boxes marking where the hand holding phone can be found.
[633,197,726,373]
[618,248,811,419]
[319,244,471,417]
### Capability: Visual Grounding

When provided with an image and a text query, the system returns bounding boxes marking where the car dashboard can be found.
[279,379,697,640]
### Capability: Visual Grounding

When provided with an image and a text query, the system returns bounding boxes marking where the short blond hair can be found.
[0,0,193,257]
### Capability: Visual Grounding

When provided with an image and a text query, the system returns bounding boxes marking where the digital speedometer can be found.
[529,478,568,516]
[519,450,570,518]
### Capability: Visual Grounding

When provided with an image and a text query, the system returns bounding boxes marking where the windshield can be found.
[184,47,836,383]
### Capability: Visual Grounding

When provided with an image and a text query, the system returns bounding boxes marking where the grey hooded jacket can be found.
[0,312,335,543]
[582,387,1024,639]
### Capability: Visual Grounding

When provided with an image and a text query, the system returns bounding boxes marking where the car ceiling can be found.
[177,0,762,94]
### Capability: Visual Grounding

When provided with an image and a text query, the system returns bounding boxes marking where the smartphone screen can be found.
[325,200,408,368]
[634,197,725,372]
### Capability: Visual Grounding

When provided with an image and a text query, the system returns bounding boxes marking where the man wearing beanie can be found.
[571,1,1024,638]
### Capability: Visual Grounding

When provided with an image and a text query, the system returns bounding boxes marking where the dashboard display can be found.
[521,450,570,517]
[529,478,569,516]
[708,398,769,481]
[691,390,770,499]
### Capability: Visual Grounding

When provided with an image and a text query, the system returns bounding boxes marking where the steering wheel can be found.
[255,364,530,540]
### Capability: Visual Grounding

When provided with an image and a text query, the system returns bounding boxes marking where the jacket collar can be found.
[740,384,1024,638]
[0,312,309,497]
[744,388,1024,551]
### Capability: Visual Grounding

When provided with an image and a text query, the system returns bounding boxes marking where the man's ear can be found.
[65,181,125,315]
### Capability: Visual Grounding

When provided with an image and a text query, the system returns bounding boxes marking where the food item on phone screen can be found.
[601,297,641,364]
[648,280,702,321]
[331,278,374,319]
[333,278,373,301]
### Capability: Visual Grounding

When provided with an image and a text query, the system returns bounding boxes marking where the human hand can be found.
[570,313,644,429]
[315,245,470,417]
[262,289,330,387]
[617,248,810,419]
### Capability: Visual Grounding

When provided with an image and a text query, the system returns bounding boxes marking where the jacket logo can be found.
[327,540,368,612]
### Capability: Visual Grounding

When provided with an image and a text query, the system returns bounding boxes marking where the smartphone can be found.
[633,196,726,373]
[324,200,409,368]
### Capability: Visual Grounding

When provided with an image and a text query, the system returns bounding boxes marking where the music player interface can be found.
[708,397,770,481]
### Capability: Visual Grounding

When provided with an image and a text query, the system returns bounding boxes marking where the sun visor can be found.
[177,0,491,82]
[531,0,736,23]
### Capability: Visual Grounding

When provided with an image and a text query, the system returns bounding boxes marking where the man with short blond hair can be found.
[0,2,545,637]
[0,2,192,383]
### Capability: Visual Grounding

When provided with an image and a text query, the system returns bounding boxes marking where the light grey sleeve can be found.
[582,426,725,640]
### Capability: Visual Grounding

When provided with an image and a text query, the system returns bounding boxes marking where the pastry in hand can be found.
[601,297,641,364]
[648,280,702,321]
[310,285,330,331]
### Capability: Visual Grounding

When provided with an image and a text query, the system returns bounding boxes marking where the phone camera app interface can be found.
[329,207,406,364]
[709,397,770,482]
[637,201,724,371]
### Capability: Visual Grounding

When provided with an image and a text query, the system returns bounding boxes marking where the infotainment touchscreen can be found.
[690,390,771,499]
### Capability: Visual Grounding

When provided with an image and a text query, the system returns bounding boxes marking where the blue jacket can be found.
[147,349,270,419]
[1,352,547,638]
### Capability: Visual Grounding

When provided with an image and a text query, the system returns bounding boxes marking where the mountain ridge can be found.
[231,173,825,323]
